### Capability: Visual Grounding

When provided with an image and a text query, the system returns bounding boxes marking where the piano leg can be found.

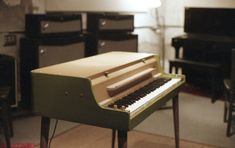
[112,129,116,148]
[173,94,179,148]
[40,116,50,148]
[117,130,127,148]
[174,46,180,59]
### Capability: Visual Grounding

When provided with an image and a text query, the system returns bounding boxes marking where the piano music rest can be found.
[31,52,185,148]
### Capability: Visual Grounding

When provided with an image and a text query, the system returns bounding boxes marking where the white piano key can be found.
[125,78,181,113]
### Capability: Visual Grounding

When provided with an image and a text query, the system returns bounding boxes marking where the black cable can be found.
[48,119,59,148]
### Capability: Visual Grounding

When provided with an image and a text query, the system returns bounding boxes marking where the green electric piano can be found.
[31,52,185,148]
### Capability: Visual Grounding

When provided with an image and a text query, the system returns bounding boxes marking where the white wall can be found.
[46,0,147,12]
[0,0,234,65]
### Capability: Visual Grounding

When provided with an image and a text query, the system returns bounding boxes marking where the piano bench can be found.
[169,59,222,102]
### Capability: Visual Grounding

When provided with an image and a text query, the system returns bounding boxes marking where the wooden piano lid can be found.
[31,52,155,78]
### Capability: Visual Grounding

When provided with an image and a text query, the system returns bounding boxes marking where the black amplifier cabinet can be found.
[25,14,82,37]
[87,13,134,33]
[86,33,138,56]
[20,35,85,109]
[0,55,17,106]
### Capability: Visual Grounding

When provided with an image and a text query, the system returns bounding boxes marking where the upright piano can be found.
[31,52,185,148]
[171,7,235,101]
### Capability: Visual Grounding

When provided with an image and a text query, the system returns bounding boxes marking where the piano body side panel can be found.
[31,73,130,130]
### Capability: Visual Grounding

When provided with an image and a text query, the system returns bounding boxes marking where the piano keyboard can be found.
[108,77,181,113]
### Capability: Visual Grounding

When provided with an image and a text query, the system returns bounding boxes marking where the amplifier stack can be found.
[85,13,138,56]
[20,13,85,109]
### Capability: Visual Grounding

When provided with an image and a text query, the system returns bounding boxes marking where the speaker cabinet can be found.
[25,14,82,37]
[86,33,138,56]
[20,35,85,109]
[87,13,134,33]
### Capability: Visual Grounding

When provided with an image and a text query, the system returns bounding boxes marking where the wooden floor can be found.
[35,124,221,148]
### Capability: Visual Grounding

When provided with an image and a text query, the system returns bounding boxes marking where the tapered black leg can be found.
[173,94,179,148]
[224,100,228,122]
[169,64,173,73]
[175,47,180,58]
[211,74,217,103]
[40,116,50,148]
[112,129,116,148]
[175,66,179,74]
[226,102,233,137]
[2,101,11,148]
[7,101,13,137]
[117,130,127,148]
[224,89,229,122]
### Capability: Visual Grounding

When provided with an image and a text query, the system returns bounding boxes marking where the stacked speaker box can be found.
[86,13,138,56]
[20,13,85,109]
